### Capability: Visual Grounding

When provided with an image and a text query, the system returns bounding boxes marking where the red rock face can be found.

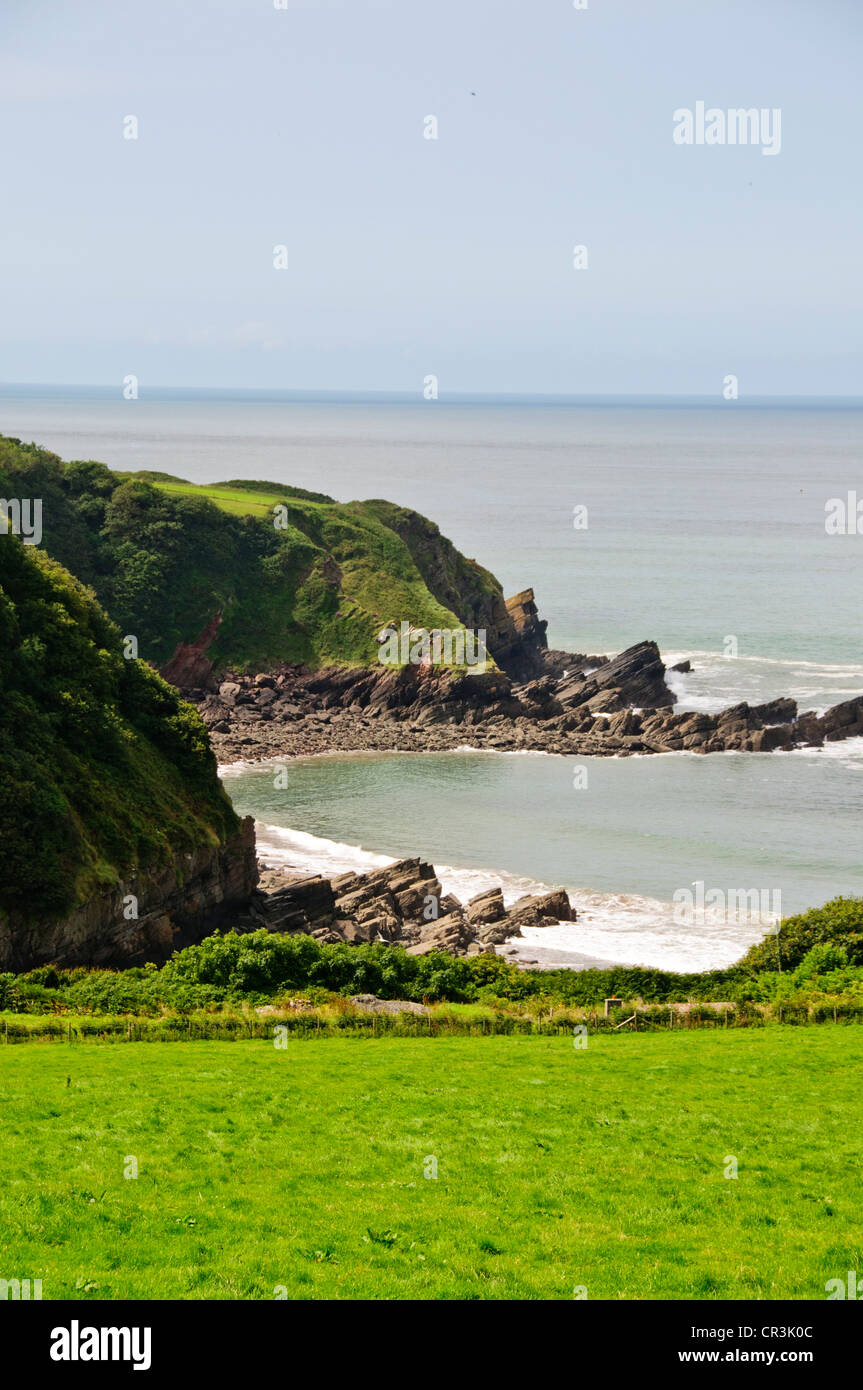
[160,610,223,689]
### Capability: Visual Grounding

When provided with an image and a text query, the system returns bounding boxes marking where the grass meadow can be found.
[1,1027,861,1300]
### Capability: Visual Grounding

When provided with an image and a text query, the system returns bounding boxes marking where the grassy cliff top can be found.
[0,436,509,673]
[0,532,238,922]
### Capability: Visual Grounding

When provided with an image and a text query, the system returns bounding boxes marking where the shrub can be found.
[738,898,863,973]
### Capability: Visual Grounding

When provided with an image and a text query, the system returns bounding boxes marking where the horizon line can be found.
[1,381,862,407]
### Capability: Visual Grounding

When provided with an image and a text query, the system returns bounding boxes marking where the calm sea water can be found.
[5,386,861,967]
[222,744,863,972]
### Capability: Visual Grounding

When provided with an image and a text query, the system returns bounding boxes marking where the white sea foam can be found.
[664,648,863,717]
[503,889,770,973]
[254,821,396,878]
[254,820,547,903]
[252,820,775,973]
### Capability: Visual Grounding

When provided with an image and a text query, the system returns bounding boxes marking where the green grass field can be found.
[1,1028,860,1300]
[149,480,328,518]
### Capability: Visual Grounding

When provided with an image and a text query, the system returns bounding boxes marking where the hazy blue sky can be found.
[1,0,860,395]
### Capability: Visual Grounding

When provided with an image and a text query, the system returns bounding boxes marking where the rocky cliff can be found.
[0,435,547,679]
[0,534,258,970]
[0,819,257,971]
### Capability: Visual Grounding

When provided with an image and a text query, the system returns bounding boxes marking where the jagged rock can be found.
[751,697,797,725]
[466,887,506,925]
[160,612,223,688]
[821,695,863,741]
[587,641,676,710]
[477,917,521,945]
[188,638,862,764]
[250,857,577,958]
[793,710,825,746]
[433,893,458,916]
[607,708,642,737]
[750,724,794,752]
[506,888,573,928]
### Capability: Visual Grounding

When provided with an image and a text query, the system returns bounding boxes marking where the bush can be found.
[738,898,863,973]
[794,941,850,981]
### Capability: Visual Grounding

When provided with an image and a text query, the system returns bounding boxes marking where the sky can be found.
[0,0,861,396]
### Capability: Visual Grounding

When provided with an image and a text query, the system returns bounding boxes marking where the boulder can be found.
[466,887,506,925]
[506,887,574,928]
[349,994,430,1016]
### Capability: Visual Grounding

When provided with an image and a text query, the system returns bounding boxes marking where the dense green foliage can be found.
[3,896,862,1014]
[2,1030,861,1298]
[0,933,730,1015]
[737,896,863,972]
[0,434,504,671]
[0,535,237,921]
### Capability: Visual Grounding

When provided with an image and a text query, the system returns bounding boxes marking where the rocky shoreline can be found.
[175,638,863,763]
[236,855,574,959]
[155,613,863,968]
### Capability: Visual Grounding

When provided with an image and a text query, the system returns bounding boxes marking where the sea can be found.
[4,384,862,970]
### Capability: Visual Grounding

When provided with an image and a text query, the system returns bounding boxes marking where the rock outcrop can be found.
[160,611,223,689]
[0,819,258,972]
[188,638,862,763]
[349,994,431,1016]
[556,640,676,712]
[498,588,548,677]
[249,857,575,956]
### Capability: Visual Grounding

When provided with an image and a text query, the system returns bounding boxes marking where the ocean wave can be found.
[664,649,863,673]
[505,890,770,973]
[664,647,863,718]
[254,820,549,903]
[255,822,396,878]
[252,820,775,972]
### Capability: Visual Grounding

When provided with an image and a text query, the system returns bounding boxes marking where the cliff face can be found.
[0,534,257,970]
[360,503,548,678]
[0,435,548,678]
[0,819,258,971]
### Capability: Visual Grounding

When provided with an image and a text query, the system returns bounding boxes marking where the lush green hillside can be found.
[0,435,510,673]
[0,533,238,923]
